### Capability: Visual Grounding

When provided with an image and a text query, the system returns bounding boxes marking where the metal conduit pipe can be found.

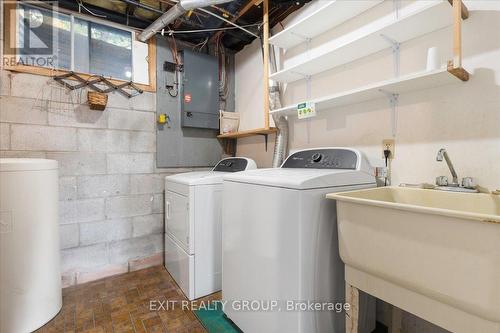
[137,0,234,42]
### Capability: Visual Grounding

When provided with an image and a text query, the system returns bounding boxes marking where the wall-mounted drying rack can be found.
[269,0,471,133]
[53,72,144,98]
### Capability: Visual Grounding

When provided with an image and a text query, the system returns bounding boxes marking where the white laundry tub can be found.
[327,187,500,333]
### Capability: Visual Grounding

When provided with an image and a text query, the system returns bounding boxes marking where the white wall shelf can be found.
[270,69,463,116]
[270,1,455,84]
[268,0,382,50]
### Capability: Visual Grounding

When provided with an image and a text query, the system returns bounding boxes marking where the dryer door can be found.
[165,190,192,254]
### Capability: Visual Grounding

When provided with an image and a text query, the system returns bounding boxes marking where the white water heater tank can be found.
[0,158,62,332]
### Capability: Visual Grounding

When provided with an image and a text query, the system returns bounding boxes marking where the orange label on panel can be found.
[184,93,192,103]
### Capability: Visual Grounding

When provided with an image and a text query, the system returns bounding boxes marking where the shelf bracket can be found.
[290,32,312,44]
[257,133,269,151]
[447,0,470,81]
[379,89,399,137]
[380,34,401,78]
[393,0,401,19]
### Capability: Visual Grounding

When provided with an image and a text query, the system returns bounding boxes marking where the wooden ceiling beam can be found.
[209,0,260,42]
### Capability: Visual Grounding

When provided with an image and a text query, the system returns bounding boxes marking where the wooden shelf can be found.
[270,1,455,83]
[269,0,382,50]
[217,127,277,139]
[270,69,465,116]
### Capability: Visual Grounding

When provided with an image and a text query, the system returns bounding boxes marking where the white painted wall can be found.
[235,0,500,191]
[235,39,265,131]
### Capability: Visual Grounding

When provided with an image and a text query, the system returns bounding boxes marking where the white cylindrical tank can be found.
[0,158,62,332]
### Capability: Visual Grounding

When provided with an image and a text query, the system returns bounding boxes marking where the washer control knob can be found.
[436,176,448,186]
[311,153,323,163]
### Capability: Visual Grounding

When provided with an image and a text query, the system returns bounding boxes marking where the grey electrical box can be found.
[180,50,219,130]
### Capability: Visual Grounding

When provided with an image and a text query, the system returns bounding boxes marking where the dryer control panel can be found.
[213,158,253,172]
[282,149,358,170]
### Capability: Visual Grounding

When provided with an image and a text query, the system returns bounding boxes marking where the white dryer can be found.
[222,148,376,333]
[165,157,256,300]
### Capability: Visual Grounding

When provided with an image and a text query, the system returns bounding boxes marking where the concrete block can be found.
[0,123,10,150]
[128,252,163,272]
[132,214,164,237]
[130,174,164,194]
[76,263,128,285]
[77,175,130,198]
[105,195,153,219]
[0,96,48,124]
[9,73,52,100]
[130,131,155,153]
[48,104,108,129]
[0,150,46,158]
[11,124,77,151]
[61,270,77,288]
[152,193,164,214]
[107,153,154,174]
[59,176,77,201]
[79,219,133,246]
[108,108,154,131]
[76,128,106,152]
[60,223,79,249]
[132,92,156,112]
[106,92,131,110]
[107,92,155,112]
[106,130,130,152]
[61,243,108,271]
[108,234,163,264]
[77,129,129,152]
[59,198,105,224]
[0,70,11,96]
[46,152,106,176]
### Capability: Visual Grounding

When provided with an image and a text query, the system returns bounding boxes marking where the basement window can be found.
[17,4,133,80]
[5,3,154,90]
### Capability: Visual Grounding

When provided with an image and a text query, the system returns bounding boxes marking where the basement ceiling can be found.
[42,0,311,51]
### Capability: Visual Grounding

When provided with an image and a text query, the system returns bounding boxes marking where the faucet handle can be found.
[436,176,448,186]
[462,177,475,189]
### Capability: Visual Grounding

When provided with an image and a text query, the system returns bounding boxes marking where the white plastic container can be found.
[0,158,62,332]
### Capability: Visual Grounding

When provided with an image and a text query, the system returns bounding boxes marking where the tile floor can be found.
[36,266,219,333]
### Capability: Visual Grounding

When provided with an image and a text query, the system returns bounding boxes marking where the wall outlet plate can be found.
[382,139,395,159]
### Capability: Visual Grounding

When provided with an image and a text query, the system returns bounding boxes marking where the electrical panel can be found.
[179,49,220,130]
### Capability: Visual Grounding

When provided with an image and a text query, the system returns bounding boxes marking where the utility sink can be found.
[327,187,500,333]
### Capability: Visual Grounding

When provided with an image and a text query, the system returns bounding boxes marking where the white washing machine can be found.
[165,157,256,300]
[222,148,377,333]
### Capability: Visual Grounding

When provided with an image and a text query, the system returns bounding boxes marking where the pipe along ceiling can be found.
[47,0,311,51]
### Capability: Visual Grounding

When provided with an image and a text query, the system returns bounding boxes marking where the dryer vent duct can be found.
[137,0,234,42]
[268,45,288,168]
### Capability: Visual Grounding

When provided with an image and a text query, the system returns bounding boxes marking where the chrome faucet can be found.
[435,148,478,193]
[436,148,459,186]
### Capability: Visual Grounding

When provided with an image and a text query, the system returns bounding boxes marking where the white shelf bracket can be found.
[379,89,399,137]
[393,0,401,19]
[290,31,312,44]
[380,34,401,78]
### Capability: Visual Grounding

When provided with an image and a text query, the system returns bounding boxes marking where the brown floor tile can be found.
[36,266,210,333]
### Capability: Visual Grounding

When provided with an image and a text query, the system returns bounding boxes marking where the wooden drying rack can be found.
[53,72,144,98]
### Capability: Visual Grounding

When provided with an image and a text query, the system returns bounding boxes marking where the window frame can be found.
[2,1,156,93]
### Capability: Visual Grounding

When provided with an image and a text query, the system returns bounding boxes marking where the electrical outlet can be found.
[382,139,395,159]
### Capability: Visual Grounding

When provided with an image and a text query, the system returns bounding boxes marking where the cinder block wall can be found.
[0,70,196,286]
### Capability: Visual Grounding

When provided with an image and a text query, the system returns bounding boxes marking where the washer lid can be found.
[223,148,376,190]
[0,158,58,172]
[166,171,228,186]
[223,168,375,190]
